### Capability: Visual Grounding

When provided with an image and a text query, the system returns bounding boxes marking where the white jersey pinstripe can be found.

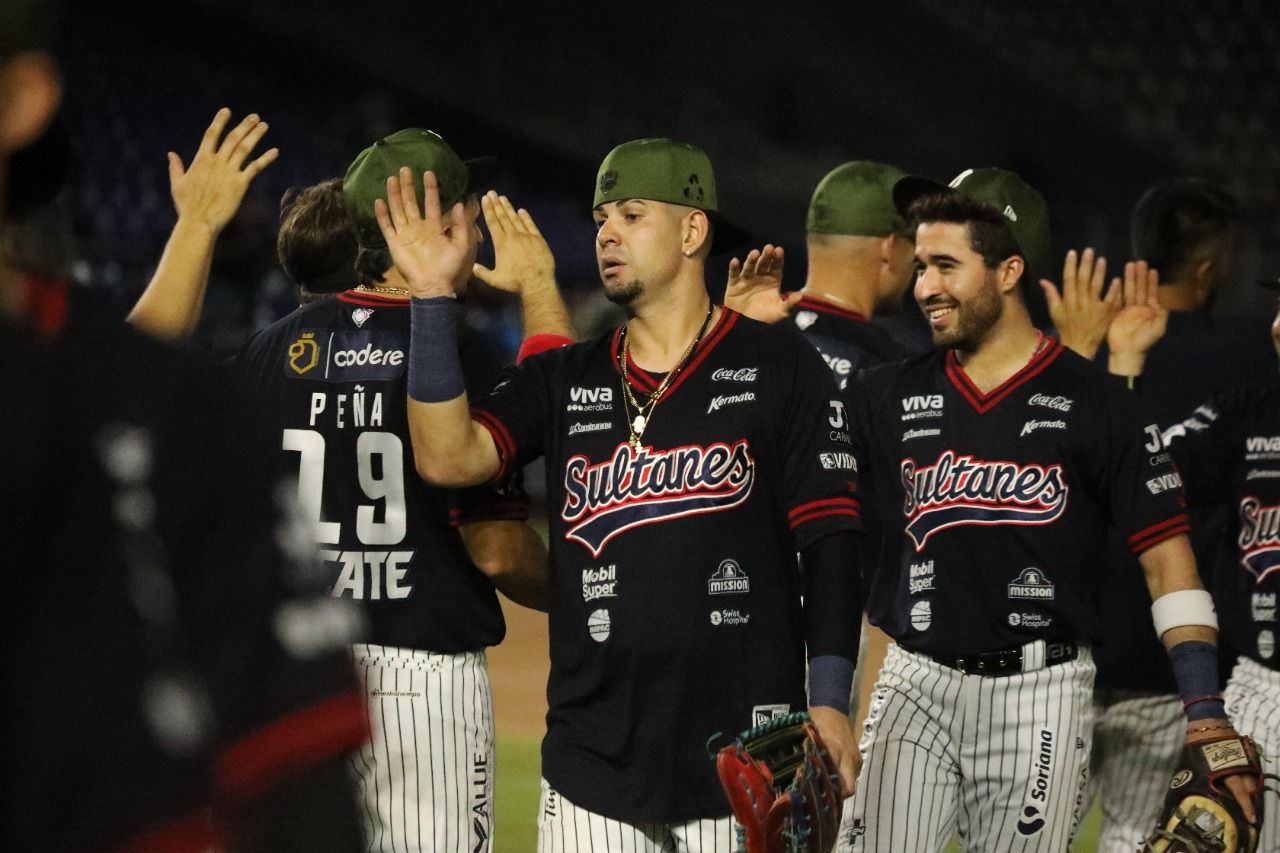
[1224,656,1280,852]
[536,780,736,852]
[350,645,495,853]
[1087,691,1183,852]
[839,642,1095,852]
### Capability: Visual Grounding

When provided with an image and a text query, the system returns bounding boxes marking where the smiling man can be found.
[836,169,1258,851]
[388,137,863,851]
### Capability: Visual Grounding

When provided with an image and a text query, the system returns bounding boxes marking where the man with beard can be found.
[836,168,1258,851]
[380,138,863,851]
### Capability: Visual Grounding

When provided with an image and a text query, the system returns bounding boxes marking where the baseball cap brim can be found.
[891,175,950,217]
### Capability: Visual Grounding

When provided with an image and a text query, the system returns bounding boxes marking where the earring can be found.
[682,249,693,257]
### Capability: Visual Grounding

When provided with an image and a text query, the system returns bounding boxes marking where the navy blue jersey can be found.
[1092,311,1278,691]
[1,284,365,852]
[234,289,525,653]
[471,309,860,823]
[1167,384,1280,668]
[852,339,1188,656]
[791,296,912,390]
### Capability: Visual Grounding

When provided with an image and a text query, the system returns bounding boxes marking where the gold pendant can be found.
[632,415,646,434]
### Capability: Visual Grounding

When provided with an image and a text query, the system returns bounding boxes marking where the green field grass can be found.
[494,736,1103,851]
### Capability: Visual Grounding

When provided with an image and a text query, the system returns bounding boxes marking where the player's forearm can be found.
[126,217,217,339]
[407,396,501,486]
[519,277,574,340]
[1107,350,1148,380]
[459,520,551,611]
[800,530,862,712]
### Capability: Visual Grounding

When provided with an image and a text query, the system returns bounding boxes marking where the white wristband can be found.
[1151,589,1218,638]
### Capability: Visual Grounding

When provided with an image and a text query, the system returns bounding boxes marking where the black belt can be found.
[925,640,1078,677]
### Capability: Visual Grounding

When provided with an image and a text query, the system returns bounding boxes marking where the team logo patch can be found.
[710,608,750,626]
[288,332,320,375]
[587,609,611,642]
[708,559,750,595]
[909,600,932,631]
[1253,593,1277,622]
[598,169,618,193]
[909,559,935,594]
[562,441,756,556]
[794,311,818,331]
[1259,630,1275,660]
[1008,567,1055,600]
[350,307,373,327]
[1170,769,1193,789]
[901,452,1068,551]
[1238,496,1280,581]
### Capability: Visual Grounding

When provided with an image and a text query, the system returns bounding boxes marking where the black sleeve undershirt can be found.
[799,529,863,662]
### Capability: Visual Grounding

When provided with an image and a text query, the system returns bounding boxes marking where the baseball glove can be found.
[1142,734,1264,852]
[712,711,842,853]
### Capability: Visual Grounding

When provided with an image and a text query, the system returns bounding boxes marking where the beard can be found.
[603,277,643,306]
[929,269,1003,351]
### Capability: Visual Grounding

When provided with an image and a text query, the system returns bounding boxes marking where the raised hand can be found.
[724,244,799,324]
[167,108,278,233]
[374,168,475,299]
[1039,248,1119,360]
[471,191,556,294]
[1107,260,1167,359]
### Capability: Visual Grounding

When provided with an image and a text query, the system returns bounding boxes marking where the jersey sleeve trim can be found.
[788,495,861,530]
[1126,514,1192,555]
[449,504,531,525]
[215,690,368,804]
[517,334,573,364]
[470,408,516,483]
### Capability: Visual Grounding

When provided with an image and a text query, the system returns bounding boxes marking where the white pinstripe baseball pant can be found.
[350,644,495,853]
[1225,656,1280,853]
[1087,691,1184,853]
[838,642,1095,852]
[536,780,737,852]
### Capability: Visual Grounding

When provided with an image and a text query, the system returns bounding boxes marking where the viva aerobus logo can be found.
[561,441,756,556]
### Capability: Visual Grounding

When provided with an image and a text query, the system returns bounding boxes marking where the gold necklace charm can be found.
[619,304,715,448]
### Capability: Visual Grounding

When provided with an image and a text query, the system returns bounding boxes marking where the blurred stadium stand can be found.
[50,0,1280,353]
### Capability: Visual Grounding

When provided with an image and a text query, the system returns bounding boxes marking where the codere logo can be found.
[289,332,320,375]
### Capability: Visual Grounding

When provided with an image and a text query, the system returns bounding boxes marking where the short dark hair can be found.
[276,179,358,293]
[908,191,1022,270]
[1130,178,1238,283]
[354,246,393,287]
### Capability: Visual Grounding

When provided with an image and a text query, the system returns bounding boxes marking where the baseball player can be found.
[724,161,929,727]
[127,117,570,852]
[838,168,1256,852]
[1108,280,1280,850]
[1039,179,1273,852]
[726,161,920,381]
[0,7,369,849]
[382,138,863,851]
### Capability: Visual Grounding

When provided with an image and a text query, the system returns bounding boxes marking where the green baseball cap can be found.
[892,167,1051,267]
[593,138,751,252]
[343,128,498,249]
[806,161,911,238]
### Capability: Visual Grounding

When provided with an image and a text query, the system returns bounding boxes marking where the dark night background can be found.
[34,0,1280,355]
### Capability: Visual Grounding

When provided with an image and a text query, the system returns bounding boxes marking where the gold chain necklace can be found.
[619,305,715,448]
[354,283,411,296]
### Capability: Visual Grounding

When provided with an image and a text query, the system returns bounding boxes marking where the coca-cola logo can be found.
[1028,394,1073,412]
[711,367,758,382]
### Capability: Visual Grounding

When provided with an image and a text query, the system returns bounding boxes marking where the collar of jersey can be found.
[945,335,1064,414]
[337,289,411,308]
[610,307,739,399]
[795,295,868,323]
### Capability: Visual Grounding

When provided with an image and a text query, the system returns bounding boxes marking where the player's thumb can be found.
[1038,279,1061,312]
[472,263,502,288]
[167,152,185,186]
